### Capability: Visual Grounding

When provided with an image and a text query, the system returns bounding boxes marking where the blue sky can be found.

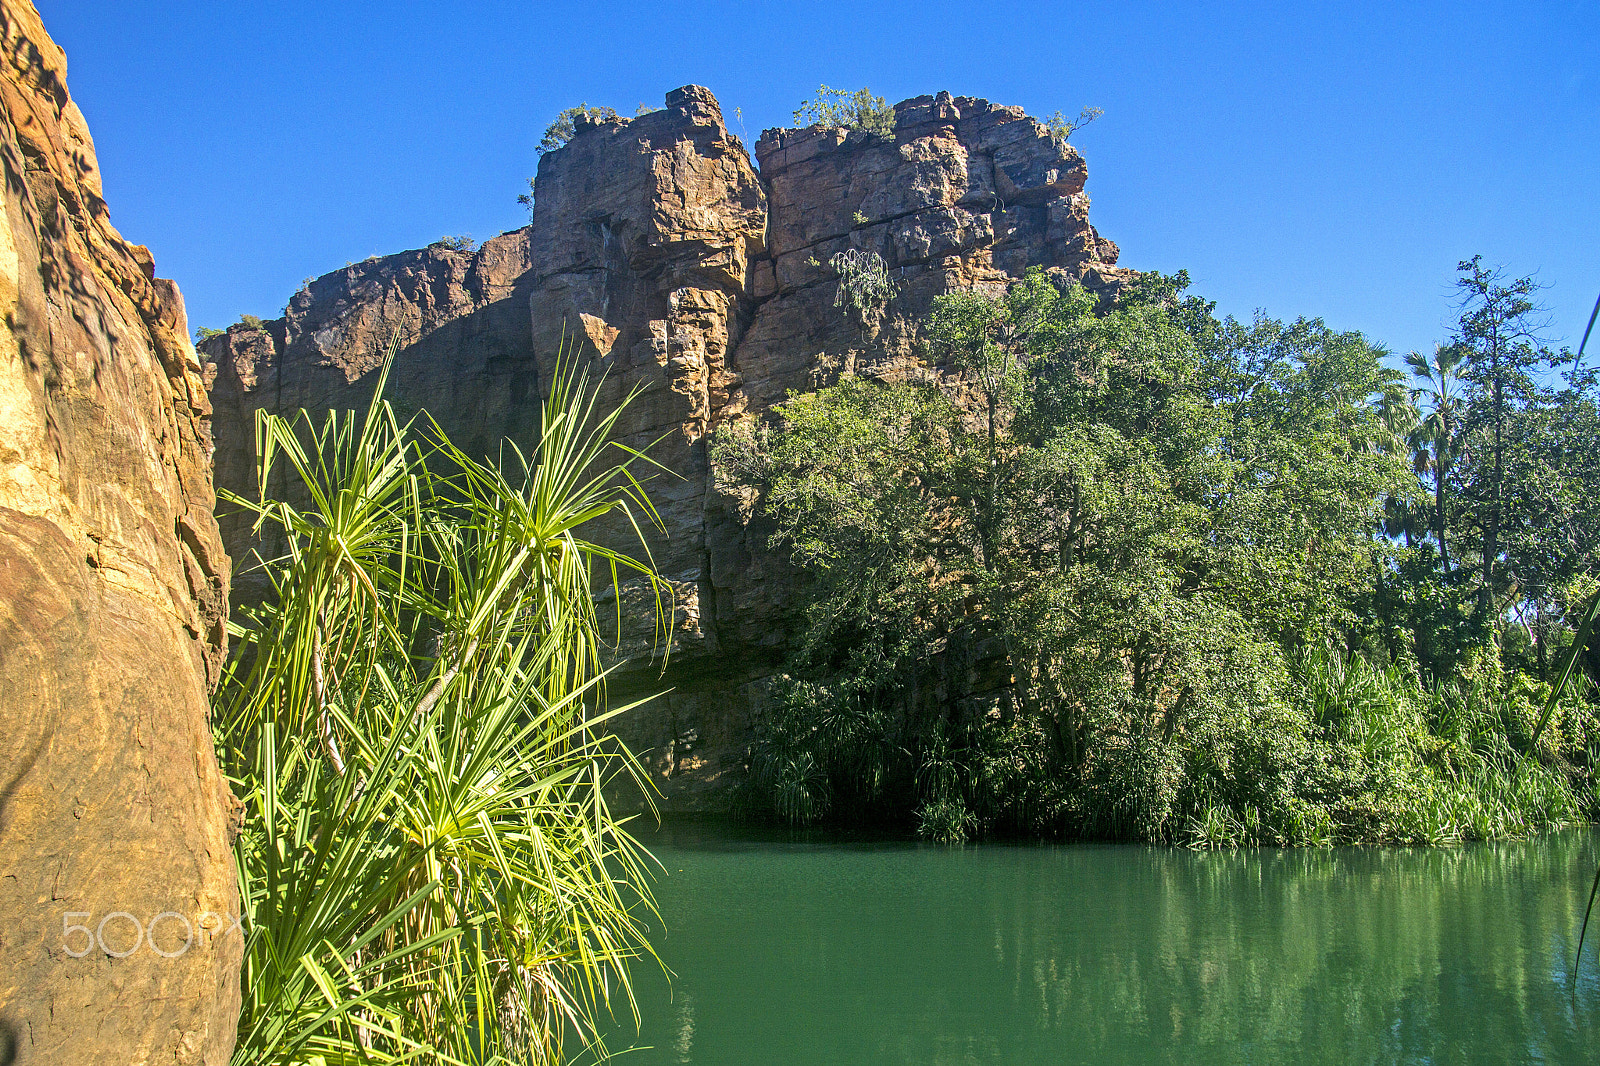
[36,1,1600,362]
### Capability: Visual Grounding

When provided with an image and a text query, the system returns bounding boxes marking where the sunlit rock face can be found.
[203,85,1126,811]
[0,2,240,1062]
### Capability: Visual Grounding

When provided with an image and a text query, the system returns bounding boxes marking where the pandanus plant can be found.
[216,336,671,1065]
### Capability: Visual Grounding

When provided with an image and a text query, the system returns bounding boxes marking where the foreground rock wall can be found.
[204,86,1125,809]
[0,3,240,1063]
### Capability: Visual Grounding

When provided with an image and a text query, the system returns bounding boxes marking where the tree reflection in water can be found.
[618,825,1600,1066]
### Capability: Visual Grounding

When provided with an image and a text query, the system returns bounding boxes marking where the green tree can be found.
[1494,390,1600,678]
[722,270,1415,841]
[1450,256,1556,615]
[538,103,621,154]
[1406,344,1467,572]
[1044,106,1103,145]
[793,85,895,136]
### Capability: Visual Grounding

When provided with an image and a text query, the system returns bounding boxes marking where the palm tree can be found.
[1406,344,1466,572]
[1374,380,1426,547]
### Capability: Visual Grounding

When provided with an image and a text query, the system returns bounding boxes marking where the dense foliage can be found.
[218,347,668,1064]
[717,263,1600,846]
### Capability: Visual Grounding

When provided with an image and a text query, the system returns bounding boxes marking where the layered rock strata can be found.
[0,3,240,1063]
[204,86,1125,809]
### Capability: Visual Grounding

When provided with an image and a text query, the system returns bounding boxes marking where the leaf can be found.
[1529,587,1599,750]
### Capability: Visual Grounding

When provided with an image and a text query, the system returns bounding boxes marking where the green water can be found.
[610,823,1600,1065]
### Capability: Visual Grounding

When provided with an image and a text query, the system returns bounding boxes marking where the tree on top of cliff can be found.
[537,103,622,153]
[793,85,895,137]
[1045,106,1104,145]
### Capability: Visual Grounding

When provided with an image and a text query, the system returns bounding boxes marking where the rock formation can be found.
[0,3,240,1063]
[204,85,1125,810]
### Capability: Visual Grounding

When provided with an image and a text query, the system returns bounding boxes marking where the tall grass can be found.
[217,341,669,1065]
[1184,648,1593,849]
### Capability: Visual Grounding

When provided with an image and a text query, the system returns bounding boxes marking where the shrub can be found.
[538,103,621,153]
[236,314,263,330]
[1044,106,1103,145]
[794,85,895,137]
[435,233,476,252]
[917,796,974,844]
[1289,648,1592,844]
[748,678,835,825]
[974,711,1070,837]
[828,248,896,344]
[218,338,668,1064]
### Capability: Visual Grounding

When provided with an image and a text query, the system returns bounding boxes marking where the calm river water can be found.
[609,822,1600,1065]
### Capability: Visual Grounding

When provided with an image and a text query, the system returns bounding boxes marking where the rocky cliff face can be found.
[204,86,1125,809]
[0,3,240,1063]
[207,226,540,605]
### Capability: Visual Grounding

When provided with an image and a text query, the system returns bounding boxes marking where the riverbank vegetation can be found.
[216,349,667,1064]
[717,261,1600,846]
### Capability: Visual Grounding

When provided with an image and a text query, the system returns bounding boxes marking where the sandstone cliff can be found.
[204,85,1125,810]
[0,3,239,1063]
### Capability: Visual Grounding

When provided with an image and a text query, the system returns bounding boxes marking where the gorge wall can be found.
[203,86,1127,809]
[0,2,240,1063]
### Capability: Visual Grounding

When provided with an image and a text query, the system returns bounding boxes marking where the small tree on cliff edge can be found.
[1045,106,1103,145]
[537,103,621,153]
[528,103,628,218]
[794,85,895,136]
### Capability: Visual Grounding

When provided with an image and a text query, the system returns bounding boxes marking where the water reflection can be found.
[617,825,1600,1065]
[670,990,694,1064]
